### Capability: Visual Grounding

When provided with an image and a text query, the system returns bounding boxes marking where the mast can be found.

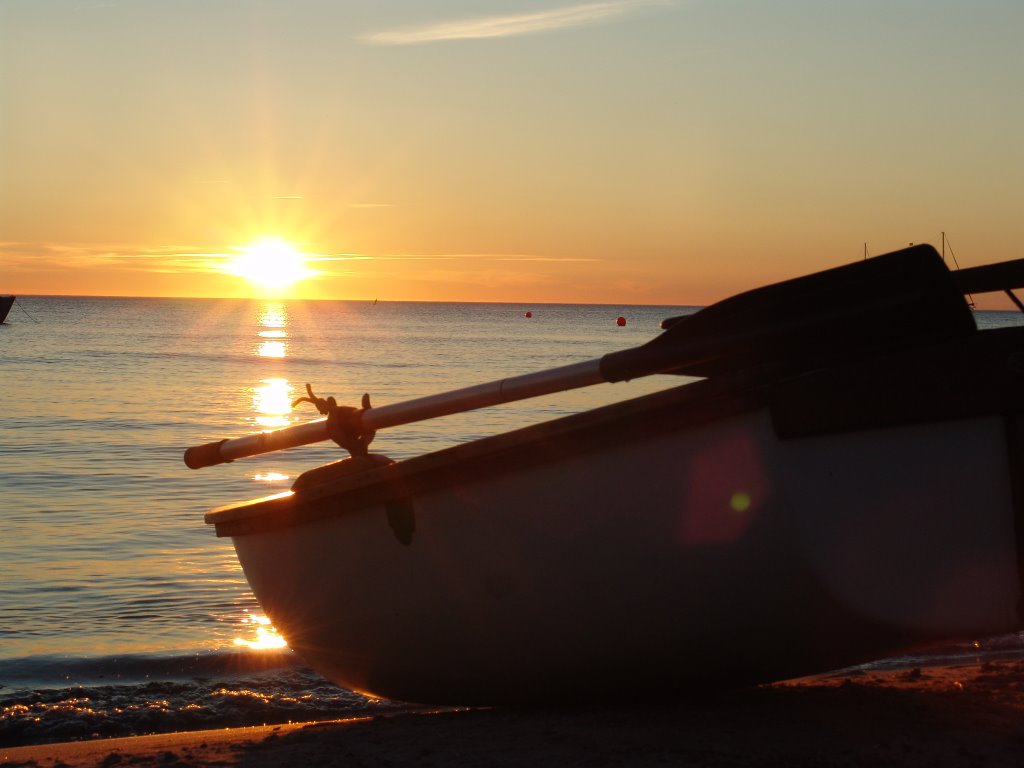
[942,232,975,308]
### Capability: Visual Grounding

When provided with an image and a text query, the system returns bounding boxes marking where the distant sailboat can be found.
[0,296,14,324]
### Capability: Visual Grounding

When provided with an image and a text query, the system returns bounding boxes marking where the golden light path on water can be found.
[253,378,293,428]
[230,301,299,649]
[255,472,290,482]
[259,304,286,329]
[253,304,295,431]
[257,341,286,358]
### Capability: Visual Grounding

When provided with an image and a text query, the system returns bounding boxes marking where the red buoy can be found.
[616,316,626,327]
[525,311,533,318]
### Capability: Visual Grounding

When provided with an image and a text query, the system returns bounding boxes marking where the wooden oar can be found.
[184,358,606,468]
[184,244,985,470]
[950,258,1024,295]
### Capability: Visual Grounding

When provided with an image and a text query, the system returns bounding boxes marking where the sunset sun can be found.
[226,238,314,292]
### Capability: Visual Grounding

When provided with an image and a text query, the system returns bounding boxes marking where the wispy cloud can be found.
[314,253,599,263]
[1,242,239,275]
[307,252,599,280]
[363,0,668,45]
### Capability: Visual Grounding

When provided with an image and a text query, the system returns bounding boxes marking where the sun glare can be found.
[227,238,313,292]
[233,613,288,650]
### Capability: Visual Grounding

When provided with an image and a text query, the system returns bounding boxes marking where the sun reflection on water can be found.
[257,305,288,357]
[257,340,286,358]
[253,378,294,429]
[259,304,287,329]
[234,614,288,650]
[246,303,295,483]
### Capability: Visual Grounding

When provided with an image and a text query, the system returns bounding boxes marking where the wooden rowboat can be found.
[195,245,1024,703]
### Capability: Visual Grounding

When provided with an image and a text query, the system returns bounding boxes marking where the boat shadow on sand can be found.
[232,659,1024,767]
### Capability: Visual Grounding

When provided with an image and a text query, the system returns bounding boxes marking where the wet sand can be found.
[4,659,1024,767]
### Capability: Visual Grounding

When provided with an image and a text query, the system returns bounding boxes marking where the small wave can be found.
[69,347,413,370]
[0,649,412,747]
[0,648,301,689]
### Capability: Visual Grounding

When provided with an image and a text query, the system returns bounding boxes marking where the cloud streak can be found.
[1,242,244,275]
[363,0,667,45]
[314,253,599,263]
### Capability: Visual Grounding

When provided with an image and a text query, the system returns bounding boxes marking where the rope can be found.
[292,384,376,458]
[12,298,41,324]
[943,234,976,308]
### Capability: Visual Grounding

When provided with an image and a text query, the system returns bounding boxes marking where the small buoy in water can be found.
[525,311,533,318]
[616,316,626,327]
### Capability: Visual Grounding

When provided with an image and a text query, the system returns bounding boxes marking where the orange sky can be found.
[2,1,1022,309]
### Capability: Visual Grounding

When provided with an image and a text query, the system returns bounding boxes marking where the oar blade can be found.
[601,245,975,382]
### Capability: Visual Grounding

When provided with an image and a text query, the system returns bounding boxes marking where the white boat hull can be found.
[208,329,1024,702]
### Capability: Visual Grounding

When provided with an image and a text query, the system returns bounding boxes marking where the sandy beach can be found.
[4,657,1024,767]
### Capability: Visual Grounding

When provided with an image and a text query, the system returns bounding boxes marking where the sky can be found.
[1,0,1022,306]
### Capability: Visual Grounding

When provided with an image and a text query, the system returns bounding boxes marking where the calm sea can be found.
[2,296,1023,747]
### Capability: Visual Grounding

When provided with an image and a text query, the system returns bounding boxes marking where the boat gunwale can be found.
[205,371,762,534]
[206,325,1024,538]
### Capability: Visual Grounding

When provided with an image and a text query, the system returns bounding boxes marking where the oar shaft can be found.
[184,359,605,468]
[185,418,330,469]
[952,257,1024,295]
[362,359,604,431]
